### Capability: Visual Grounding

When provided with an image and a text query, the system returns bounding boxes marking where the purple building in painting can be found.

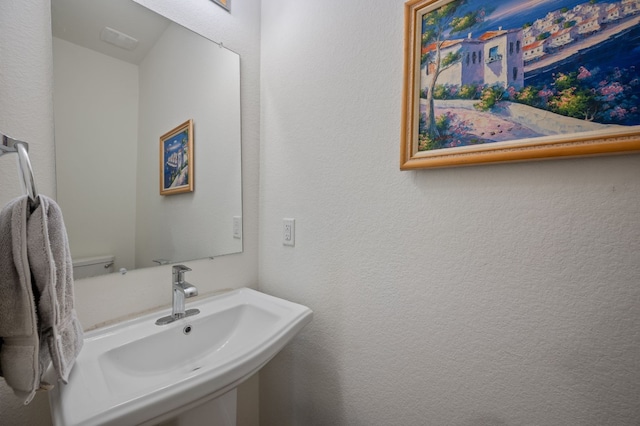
[422,28,525,92]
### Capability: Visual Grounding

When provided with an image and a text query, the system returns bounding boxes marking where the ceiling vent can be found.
[100,26,138,51]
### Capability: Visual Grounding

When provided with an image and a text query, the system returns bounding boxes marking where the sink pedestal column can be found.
[156,389,237,426]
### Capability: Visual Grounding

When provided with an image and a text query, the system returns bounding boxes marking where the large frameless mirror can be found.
[51,0,242,278]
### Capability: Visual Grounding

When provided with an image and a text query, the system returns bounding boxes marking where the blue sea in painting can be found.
[436,0,640,126]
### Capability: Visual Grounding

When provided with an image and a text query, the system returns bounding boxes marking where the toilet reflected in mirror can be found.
[72,255,115,279]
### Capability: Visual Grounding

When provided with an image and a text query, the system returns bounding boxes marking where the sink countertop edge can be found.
[48,288,313,426]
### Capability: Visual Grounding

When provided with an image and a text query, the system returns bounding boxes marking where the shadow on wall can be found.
[260,328,344,426]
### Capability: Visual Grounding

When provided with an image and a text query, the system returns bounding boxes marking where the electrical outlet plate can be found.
[283,218,295,246]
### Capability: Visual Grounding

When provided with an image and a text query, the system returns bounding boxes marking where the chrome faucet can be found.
[155,265,200,325]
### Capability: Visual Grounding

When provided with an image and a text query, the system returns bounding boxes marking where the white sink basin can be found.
[48,288,312,426]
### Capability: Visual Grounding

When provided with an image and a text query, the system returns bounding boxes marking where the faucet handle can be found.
[172,264,192,283]
[172,264,192,272]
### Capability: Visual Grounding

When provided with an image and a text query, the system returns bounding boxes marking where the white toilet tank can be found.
[72,255,115,279]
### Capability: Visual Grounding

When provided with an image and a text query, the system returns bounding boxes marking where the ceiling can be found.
[51,0,170,64]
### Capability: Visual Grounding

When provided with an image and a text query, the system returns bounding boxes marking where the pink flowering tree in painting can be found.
[421,0,484,142]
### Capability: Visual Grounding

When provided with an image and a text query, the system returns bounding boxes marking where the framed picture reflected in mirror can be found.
[211,0,230,12]
[160,119,194,195]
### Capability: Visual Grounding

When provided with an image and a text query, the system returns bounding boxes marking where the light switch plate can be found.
[233,216,242,239]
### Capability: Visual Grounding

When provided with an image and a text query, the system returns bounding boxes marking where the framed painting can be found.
[211,0,230,12]
[160,119,194,195]
[401,0,640,169]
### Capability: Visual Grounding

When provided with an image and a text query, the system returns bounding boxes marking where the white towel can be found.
[0,195,83,404]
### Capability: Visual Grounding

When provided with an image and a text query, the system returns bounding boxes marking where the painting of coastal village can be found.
[419,0,640,151]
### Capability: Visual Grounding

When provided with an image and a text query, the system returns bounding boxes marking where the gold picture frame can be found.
[160,119,194,195]
[401,0,640,170]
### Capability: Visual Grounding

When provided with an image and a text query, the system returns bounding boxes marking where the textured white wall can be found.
[0,0,56,204]
[0,0,260,424]
[0,0,57,423]
[258,1,640,425]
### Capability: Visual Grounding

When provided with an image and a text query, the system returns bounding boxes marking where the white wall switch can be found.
[233,216,242,239]
[283,218,295,246]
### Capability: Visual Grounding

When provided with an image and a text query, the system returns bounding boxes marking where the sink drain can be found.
[183,325,193,335]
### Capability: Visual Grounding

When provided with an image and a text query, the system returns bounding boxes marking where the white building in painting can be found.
[421,28,524,92]
[604,4,623,22]
[523,39,548,62]
[622,0,640,15]
[578,16,601,35]
[549,26,579,49]
[523,26,537,46]
[479,29,524,88]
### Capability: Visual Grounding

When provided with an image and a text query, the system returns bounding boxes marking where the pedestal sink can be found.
[48,288,312,426]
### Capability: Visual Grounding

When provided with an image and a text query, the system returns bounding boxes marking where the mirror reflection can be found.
[51,0,242,279]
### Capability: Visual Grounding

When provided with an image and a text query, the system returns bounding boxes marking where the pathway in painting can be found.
[422,99,623,147]
[433,104,543,143]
